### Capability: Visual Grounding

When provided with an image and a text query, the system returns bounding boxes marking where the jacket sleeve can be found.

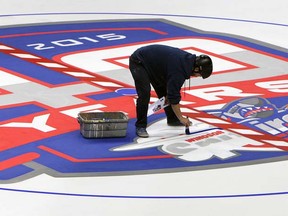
[166,59,186,104]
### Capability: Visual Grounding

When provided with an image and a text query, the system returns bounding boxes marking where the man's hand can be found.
[179,116,192,127]
[171,104,191,126]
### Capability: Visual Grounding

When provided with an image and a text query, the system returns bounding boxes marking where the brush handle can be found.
[185,116,190,134]
[185,126,190,135]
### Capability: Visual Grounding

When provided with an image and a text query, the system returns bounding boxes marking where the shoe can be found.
[167,121,183,126]
[136,127,149,138]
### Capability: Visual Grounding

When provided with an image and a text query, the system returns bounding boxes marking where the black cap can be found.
[196,55,213,79]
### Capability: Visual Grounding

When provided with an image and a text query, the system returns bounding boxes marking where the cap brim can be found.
[201,66,213,79]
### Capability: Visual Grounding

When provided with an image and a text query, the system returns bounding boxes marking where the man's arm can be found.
[171,104,191,126]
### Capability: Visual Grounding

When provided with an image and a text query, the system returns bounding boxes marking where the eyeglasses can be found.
[194,67,200,72]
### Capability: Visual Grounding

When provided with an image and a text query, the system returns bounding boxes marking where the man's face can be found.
[191,67,201,77]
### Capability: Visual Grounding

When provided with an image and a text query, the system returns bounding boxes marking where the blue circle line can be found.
[0,187,287,199]
[0,12,287,27]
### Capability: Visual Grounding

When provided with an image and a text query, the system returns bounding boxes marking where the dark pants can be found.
[129,56,179,128]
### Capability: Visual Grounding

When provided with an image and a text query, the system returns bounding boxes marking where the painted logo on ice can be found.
[0,19,287,182]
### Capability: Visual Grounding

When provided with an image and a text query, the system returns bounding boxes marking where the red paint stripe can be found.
[38,145,173,162]
[0,152,40,171]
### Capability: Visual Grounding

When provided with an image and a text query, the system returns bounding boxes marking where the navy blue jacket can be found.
[133,44,196,104]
